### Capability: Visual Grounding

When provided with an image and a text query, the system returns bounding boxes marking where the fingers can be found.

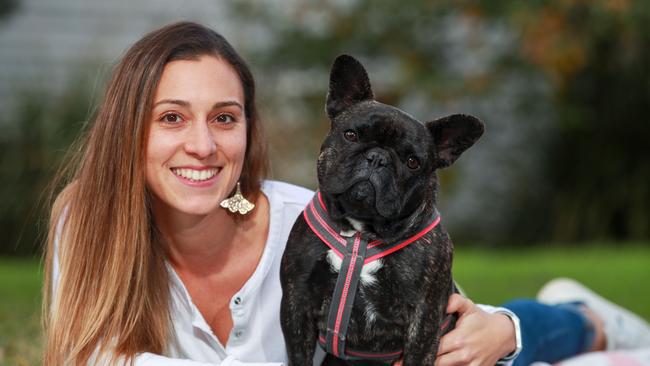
[434,349,477,366]
[436,333,490,366]
[446,293,475,315]
[434,352,458,366]
[436,328,461,356]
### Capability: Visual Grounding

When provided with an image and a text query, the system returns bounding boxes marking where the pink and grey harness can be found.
[303,192,456,361]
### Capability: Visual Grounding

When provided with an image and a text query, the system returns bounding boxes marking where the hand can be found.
[434,294,516,366]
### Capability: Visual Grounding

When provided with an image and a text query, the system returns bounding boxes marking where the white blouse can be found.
[154,181,317,366]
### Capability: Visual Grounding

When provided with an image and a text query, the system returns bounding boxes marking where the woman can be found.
[44,21,295,364]
[44,21,650,365]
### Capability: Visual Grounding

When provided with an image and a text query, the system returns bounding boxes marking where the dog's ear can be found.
[426,114,484,168]
[326,55,374,119]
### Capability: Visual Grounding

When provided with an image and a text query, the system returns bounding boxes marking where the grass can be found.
[0,257,43,366]
[1,245,649,365]
[453,244,650,320]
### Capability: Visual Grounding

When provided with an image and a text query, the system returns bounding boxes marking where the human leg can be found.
[577,304,607,351]
[501,299,596,366]
[537,278,650,351]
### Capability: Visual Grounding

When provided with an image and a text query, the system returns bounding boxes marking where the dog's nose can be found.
[366,149,389,167]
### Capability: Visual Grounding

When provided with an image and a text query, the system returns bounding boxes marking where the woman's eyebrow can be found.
[153,99,189,108]
[212,101,243,111]
[152,100,243,110]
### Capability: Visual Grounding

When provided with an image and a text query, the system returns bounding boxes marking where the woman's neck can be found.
[153,201,239,270]
[151,193,269,275]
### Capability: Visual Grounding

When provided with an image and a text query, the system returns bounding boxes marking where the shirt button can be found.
[234,297,242,305]
[234,330,243,338]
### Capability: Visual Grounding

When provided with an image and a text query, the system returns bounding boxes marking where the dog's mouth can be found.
[324,173,369,195]
[326,176,431,241]
[338,176,400,220]
[348,180,375,202]
[334,180,377,219]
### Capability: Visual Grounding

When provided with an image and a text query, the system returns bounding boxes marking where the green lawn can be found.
[453,245,650,320]
[1,245,649,365]
[0,257,43,366]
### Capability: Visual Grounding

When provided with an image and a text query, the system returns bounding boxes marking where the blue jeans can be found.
[502,299,595,366]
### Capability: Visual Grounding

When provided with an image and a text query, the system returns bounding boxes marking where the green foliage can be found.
[496,1,650,242]
[0,81,95,256]
[238,1,474,98]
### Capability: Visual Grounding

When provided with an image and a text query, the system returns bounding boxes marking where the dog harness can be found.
[303,192,456,362]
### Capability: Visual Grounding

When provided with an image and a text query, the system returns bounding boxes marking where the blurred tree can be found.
[508,0,650,242]
[0,80,94,256]
[232,0,508,192]
[231,0,650,245]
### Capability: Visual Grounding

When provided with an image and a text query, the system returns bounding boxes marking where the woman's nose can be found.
[184,121,217,158]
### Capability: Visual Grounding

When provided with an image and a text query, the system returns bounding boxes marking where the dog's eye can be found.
[406,156,421,170]
[344,130,358,142]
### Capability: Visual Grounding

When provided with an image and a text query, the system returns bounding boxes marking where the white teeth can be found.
[171,168,218,182]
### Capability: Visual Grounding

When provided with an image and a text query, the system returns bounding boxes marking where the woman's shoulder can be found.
[261,180,314,210]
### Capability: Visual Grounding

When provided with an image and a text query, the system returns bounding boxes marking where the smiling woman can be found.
[42,22,289,365]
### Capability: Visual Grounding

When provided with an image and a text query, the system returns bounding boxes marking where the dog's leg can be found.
[401,271,452,365]
[280,280,317,366]
[402,301,445,365]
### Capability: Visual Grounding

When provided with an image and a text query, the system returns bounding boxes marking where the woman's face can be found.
[146,55,247,216]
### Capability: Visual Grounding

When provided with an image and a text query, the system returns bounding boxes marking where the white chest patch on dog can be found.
[346,217,366,232]
[326,250,383,286]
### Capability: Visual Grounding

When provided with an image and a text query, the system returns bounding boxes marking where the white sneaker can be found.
[537,278,650,351]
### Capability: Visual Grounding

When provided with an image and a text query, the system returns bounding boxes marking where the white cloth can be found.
[531,347,650,366]
[53,180,516,365]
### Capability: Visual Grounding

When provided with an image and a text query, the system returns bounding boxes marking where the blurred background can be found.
[0,0,648,364]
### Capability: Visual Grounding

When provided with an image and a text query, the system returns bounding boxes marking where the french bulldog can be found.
[280,54,484,366]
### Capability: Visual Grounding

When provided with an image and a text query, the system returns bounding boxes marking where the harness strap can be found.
[323,233,366,358]
[303,192,449,361]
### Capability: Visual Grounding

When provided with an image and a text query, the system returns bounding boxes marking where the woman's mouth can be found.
[171,167,220,182]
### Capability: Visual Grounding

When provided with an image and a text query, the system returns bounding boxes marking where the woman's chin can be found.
[160,197,223,217]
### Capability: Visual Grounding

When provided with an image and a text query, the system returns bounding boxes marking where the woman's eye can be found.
[216,114,235,124]
[161,113,183,124]
[344,130,358,142]
[406,156,421,170]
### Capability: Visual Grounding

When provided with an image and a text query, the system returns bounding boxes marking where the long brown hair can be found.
[43,22,269,365]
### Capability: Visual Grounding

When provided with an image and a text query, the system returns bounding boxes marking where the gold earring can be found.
[220,182,255,215]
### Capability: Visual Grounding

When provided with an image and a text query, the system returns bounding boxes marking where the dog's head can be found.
[316,55,484,239]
